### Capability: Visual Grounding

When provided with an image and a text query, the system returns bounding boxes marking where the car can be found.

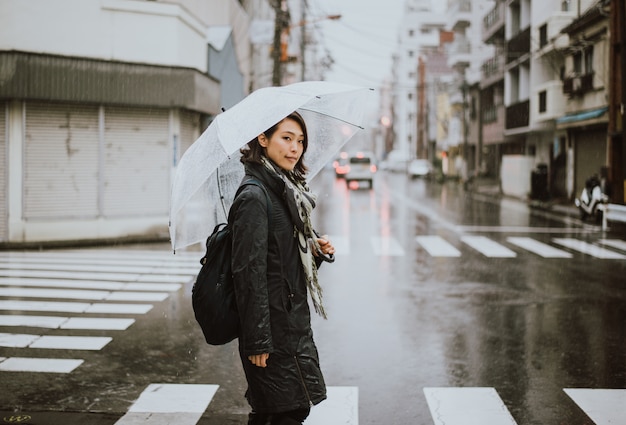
[345,152,376,189]
[380,149,410,172]
[333,153,350,178]
[408,159,433,179]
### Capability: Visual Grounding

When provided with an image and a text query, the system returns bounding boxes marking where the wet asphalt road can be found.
[1,168,625,425]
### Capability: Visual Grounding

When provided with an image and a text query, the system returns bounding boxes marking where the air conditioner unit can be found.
[572,76,582,92]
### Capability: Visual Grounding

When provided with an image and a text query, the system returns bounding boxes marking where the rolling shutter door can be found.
[23,103,99,219]
[180,110,201,156]
[103,107,169,217]
[0,102,6,240]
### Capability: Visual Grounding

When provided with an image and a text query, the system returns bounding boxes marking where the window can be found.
[409,29,414,37]
[539,90,547,113]
[539,24,548,48]
[584,46,594,74]
[573,52,582,74]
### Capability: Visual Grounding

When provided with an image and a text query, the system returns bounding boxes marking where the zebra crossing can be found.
[109,383,623,425]
[0,248,199,373]
[331,235,626,259]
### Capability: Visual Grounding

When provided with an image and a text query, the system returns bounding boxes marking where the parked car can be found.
[380,149,410,172]
[408,159,433,179]
[345,152,376,189]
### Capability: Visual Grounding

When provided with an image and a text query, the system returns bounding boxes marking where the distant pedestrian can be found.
[230,111,335,425]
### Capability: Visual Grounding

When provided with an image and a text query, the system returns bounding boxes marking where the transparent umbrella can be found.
[169,81,374,251]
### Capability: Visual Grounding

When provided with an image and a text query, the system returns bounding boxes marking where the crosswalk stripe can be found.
[0,333,112,350]
[424,387,518,425]
[564,388,626,425]
[461,236,517,258]
[0,269,194,284]
[371,236,405,256]
[553,238,626,259]
[0,315,135,330]
[0,287,169,302]
[0,262,199,276]
[0,357,84,373]
[0,255,199,269]
[0,300,153,314]
[416,235,461,257]
[115,383,219,425]
[0,277,182,292]
[506,237,573,258]
[598,239,626,252]
[306,386,358,425]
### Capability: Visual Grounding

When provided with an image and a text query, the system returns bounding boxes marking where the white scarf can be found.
[261,157,327,319]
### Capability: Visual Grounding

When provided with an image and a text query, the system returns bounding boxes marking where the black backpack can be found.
[192,179,271,345]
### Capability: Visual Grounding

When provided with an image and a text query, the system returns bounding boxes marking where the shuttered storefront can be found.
[23,103,100,219]
[180,109,201,156]
[0,102,7,241]
[103,107,169,217]
[574,128,607,195]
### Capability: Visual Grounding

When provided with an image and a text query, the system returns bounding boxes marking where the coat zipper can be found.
[294,356,313,407]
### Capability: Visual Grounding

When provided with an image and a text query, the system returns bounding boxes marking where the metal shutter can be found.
[0,102,6,240]
[103,107,169,217]
[180,110,201,156]
[23,103,99,219]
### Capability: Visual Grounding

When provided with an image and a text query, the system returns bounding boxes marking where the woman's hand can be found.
[316,235,335,256]
[248,353,270,368]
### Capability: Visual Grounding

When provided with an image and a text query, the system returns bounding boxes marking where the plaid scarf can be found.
[261,157,326,319]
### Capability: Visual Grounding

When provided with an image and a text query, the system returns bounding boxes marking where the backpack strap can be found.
[228,178,272,230]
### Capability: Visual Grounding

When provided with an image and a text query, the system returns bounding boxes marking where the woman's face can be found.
[258,118,304,172]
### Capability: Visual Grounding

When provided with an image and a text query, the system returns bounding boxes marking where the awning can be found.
[556,106,608,125]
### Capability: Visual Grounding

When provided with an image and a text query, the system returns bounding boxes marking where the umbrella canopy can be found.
[169,81,373,250]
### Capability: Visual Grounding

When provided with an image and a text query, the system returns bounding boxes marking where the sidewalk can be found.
[468,177,622,225]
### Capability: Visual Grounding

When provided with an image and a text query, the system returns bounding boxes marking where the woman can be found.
[230,111,335,425]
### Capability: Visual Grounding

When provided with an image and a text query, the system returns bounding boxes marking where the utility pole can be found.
[272,0,288,86]
[300,0,307,81]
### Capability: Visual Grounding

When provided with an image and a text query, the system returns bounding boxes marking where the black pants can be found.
[247,407,310,425]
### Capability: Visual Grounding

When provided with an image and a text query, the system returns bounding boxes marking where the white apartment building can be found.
[390,0,445,167]
[0,0,274,245]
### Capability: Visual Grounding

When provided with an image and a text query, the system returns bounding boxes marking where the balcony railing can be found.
[506,27,531,63]
[505,100,530,129]
[562,73,594,97]
[482,56,504,79]
[482,1,505,43]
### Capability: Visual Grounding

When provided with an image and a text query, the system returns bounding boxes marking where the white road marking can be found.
[564,388,626,425]
[598,239,626,252]
[306,386,358,425]
[0,300,153,314]
[416,235,462,257]
[0,277,182,292]
[0,261,197,276]
[0,357,84,373]
[0,333,111,350]
[0,287,168,302]
[461,236,517,258]
[553,238,626,259]
[506,237,573,258]
[371,236,405,256]
[114,383,219,425]
[424,387,518,425]
[0,315,134,330]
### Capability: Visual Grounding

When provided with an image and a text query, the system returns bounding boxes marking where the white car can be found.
[345,153,377,189]
[408,159,433,179]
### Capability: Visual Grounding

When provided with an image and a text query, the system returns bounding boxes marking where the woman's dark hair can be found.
[240,111,309,181]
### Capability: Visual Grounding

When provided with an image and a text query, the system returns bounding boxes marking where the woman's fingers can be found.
[248,353,270,368]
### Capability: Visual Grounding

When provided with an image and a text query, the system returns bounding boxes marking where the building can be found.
[0,0,274,245]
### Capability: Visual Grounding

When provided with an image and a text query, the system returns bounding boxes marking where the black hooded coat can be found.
[230,162,327,413]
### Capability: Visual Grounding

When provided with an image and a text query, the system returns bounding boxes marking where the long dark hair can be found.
[240,111,309,182]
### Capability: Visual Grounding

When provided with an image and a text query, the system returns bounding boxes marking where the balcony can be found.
[481,55,504,87]
[506,27,530,64]
[447,38,471,70]
[505,99,530,129]
[536,11,575,55]
[533,80,567,122]
[562,73,594,97]
[482,1,505,44]
[448,0,472,31]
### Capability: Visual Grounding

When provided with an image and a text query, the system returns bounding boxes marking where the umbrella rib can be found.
[217,165,228,219]
[297,107,365,129]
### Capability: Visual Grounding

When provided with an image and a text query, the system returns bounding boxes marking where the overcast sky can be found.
[305,0,407,89]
